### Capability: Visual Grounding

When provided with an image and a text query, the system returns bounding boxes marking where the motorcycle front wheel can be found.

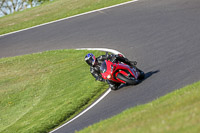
[116,73,139,85]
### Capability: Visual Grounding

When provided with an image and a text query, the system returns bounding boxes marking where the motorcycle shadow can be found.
[116,70,160,90]
[143,70,160,80]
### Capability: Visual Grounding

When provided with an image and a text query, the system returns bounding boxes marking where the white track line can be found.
[0,0,138,38]
[77,48,125,56]
[49,48,123,133]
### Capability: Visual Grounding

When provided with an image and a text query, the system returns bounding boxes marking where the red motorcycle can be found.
[100,55,145,90]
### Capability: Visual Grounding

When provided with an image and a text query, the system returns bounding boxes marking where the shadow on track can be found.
[144,70,160,80]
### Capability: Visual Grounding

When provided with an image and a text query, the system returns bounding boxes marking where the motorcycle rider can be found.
[85,53,137,90]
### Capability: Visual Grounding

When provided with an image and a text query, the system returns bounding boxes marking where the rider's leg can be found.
[116,56,137,67]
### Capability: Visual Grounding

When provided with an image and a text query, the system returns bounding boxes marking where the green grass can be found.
[0,0,132,35]
[0,49,108,133]
[78,81,200,133]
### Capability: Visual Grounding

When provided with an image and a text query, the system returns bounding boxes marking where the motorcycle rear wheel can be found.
[136,68,145,80]
[116,73,139,85]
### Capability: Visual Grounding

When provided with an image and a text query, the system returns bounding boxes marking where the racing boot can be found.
[129,61,137,67]
[126,60,137,68]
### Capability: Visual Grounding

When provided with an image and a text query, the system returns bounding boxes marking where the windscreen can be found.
[100,61,107,73]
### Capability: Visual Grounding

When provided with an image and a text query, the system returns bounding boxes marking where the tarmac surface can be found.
[1,0,200,132]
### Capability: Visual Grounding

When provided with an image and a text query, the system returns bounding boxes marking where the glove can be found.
[96,77,105,82]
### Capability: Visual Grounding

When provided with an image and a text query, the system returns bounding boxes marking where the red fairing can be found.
[100,60,139,84]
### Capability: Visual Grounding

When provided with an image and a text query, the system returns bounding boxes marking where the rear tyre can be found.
[116,73,139,85]
[136,68,145,80]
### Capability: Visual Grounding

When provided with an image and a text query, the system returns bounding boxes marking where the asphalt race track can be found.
[1,0,200,132]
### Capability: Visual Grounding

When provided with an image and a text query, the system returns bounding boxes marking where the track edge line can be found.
[0,0,138,38]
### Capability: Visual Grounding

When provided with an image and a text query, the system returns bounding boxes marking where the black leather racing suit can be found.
[90,54,135,83]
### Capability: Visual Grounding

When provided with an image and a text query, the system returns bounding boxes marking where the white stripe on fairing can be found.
[0,0,138,38]
[50,48,123,133]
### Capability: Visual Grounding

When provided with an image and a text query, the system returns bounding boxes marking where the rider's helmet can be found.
[85,53,96,66]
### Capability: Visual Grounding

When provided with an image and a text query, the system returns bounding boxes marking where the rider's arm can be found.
[90,67,105,82]
[97,54,115,63]
[97,55,108,61]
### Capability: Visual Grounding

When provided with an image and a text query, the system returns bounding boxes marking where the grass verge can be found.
[0,0,132,35]
[0,49,108,133]
[78,81,200,133]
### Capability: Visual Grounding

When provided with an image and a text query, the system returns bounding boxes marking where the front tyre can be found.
[116,73,139,85]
